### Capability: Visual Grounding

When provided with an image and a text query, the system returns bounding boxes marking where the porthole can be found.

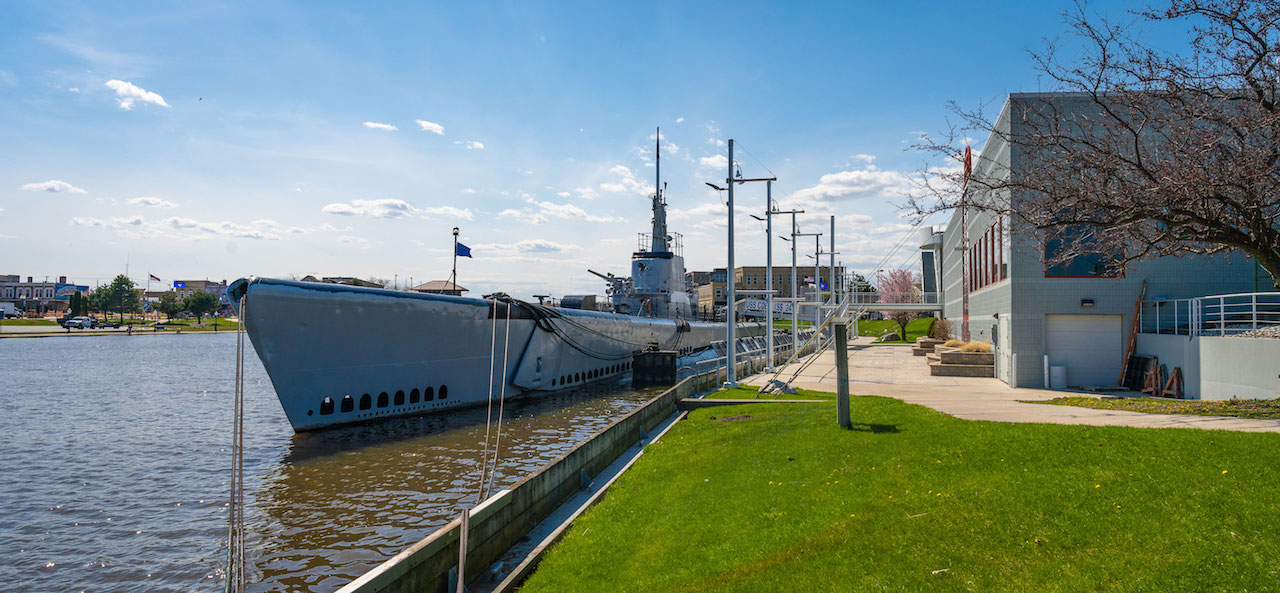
[410,388,420,403]
[424,386,435,401]
[574,372,581,382]
[377,392,389,408]
[359,394,372,410]
[320,397,335,415]
[439,385,448,399]
[307,410,313,416]
[340,395,354,413]
[550,378,556,387]
[394,390,405,405]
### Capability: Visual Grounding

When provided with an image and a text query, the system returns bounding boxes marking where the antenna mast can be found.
[650,127,668,253]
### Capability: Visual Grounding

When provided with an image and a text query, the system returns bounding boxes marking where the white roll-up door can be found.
[1045,314,1123,388]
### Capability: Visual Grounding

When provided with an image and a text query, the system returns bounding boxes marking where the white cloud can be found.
[598,165,653,195]
[574,186,599,200]
[104,80,168,110]
[415,119,445,135]
[420,205,474,220]
[322,199,472,220]
[676,117,685,123]
[461,188,477,194]
[338,235,370,248]
[852,153,876,163]
[287,226,309,234]
[322,199,414,218]
[669,202,726,221]
[474,239,580,254]
[460,140,484,150]
[788,165,913,203]
[127,196,177,208]
[556,191,570,198]
[70,215,279,240]
[699,154,728,169]
[21,180,86,193]
[363,121,398,131]
[318,223,353,232]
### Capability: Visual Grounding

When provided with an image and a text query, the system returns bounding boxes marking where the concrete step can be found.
[926,352,942,363]
[938,351,994,365]
[912,347,931,357]
[928,362,996,377]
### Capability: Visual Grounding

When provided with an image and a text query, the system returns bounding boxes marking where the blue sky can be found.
[0,1,1149,297]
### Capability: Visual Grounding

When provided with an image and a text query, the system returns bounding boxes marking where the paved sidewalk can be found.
[744,338,1280,433]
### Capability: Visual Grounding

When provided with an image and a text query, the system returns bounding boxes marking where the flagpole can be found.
[452,227,460,290]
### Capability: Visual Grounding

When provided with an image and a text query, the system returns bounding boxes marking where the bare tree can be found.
[910,0,1280,288]
[877,269,921,341]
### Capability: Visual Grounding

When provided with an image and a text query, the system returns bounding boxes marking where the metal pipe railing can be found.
[1140,292,1280,337]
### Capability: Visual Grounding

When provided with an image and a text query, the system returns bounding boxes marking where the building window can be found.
[1044,225,1124,277]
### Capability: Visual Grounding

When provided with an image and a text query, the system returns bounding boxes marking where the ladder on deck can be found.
[1117,279,1147,387]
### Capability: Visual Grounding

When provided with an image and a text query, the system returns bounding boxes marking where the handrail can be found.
[1139,292,1280,338]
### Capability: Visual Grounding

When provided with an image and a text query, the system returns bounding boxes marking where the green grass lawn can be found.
[1031,396,1280,420]
[703,385,837,401]
[860,317,935,344]
[520,396,1280,593]
[0,319,57,326]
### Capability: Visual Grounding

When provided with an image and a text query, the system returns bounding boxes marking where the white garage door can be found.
[1045,314,1123,388]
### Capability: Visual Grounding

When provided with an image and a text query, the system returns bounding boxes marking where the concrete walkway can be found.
[744,337,1280,433]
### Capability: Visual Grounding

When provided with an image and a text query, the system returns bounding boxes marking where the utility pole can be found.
[796,230,823,334]
[765,203,803,370]
[451,227,460,291]
[706,139,775,387]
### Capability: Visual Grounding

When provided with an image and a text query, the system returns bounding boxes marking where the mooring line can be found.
[475,301,501,504]
[483,302,513,500]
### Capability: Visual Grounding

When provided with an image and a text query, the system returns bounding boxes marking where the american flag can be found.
[149,273,161,282]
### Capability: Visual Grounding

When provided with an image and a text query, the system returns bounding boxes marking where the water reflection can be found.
[0,333,665,593]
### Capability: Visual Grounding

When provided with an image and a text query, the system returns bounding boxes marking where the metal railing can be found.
[1140,292,1280,337]
[843,291,941,305]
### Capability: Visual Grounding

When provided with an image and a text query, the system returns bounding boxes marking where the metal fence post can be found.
[835,322,850,428]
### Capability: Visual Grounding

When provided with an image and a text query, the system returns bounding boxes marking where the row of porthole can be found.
[313,385,449,416]
[549,361,632,388]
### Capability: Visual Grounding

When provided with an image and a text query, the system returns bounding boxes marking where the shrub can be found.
[931,318,952,341]
[959,340,992,353]
[942,339,966,348]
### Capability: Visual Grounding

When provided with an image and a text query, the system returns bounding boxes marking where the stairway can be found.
[921,338,995,377]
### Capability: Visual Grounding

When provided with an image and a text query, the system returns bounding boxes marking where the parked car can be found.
[94,318,121,329]
[58,314,77,327]
[64,317,93,329]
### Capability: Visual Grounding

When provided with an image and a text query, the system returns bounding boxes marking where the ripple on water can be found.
[0,332,661,592]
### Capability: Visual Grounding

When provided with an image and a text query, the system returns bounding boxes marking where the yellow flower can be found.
[1095,484,1101,488]
[1222,470,1229,475]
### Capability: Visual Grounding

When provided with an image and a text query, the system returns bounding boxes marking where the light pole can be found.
[706,139,775,387]
[760,198,803,369]
[450,227,460,290]
[796,231,823,333]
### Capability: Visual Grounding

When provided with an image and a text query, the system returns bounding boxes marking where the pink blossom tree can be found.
[877,269,921,341]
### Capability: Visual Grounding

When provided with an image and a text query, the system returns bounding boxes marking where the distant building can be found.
[0,275,88,314]
[173,279,231,311]
[412,280,467,296]
[687,270,714,287]
[732,265,844,299]
[311,276,384,288]
[696,282,726,319]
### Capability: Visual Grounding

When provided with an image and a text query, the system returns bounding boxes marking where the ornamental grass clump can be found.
[959,340,992,353]
[942,339,965,348]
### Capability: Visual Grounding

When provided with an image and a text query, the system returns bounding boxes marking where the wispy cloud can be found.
[676,117,685,123]
[598,165,653,195]
[127,196,177,208]
[698,154,728,169]
[458,140,484,150]
[338,235,371,248]
[322,199,473,220]
[363,121,398,131]
[21,180,86,193]
[788,165,912,204]
[104,80,168,110]
[415,119,445,135]
[474,239,580,254]
[70,216,279,240]
[461,187,477,194]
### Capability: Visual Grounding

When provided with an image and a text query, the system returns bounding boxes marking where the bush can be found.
[931,318,952,341]
[942,339,966,348]
[959,340,992,353]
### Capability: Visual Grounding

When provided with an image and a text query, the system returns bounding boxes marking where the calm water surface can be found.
[1,332,662,592]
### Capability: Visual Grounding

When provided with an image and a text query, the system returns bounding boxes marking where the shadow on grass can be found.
[848,422,900,434]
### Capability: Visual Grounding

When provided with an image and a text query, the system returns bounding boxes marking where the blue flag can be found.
[456,242,472,258]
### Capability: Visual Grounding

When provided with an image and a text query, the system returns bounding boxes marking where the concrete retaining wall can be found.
[336,368,722,593]
[1136,334,1280,400]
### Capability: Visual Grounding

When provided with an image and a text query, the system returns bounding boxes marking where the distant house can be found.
[412,280,467,296]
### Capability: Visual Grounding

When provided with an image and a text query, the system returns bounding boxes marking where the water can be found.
[0,333,663,592]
